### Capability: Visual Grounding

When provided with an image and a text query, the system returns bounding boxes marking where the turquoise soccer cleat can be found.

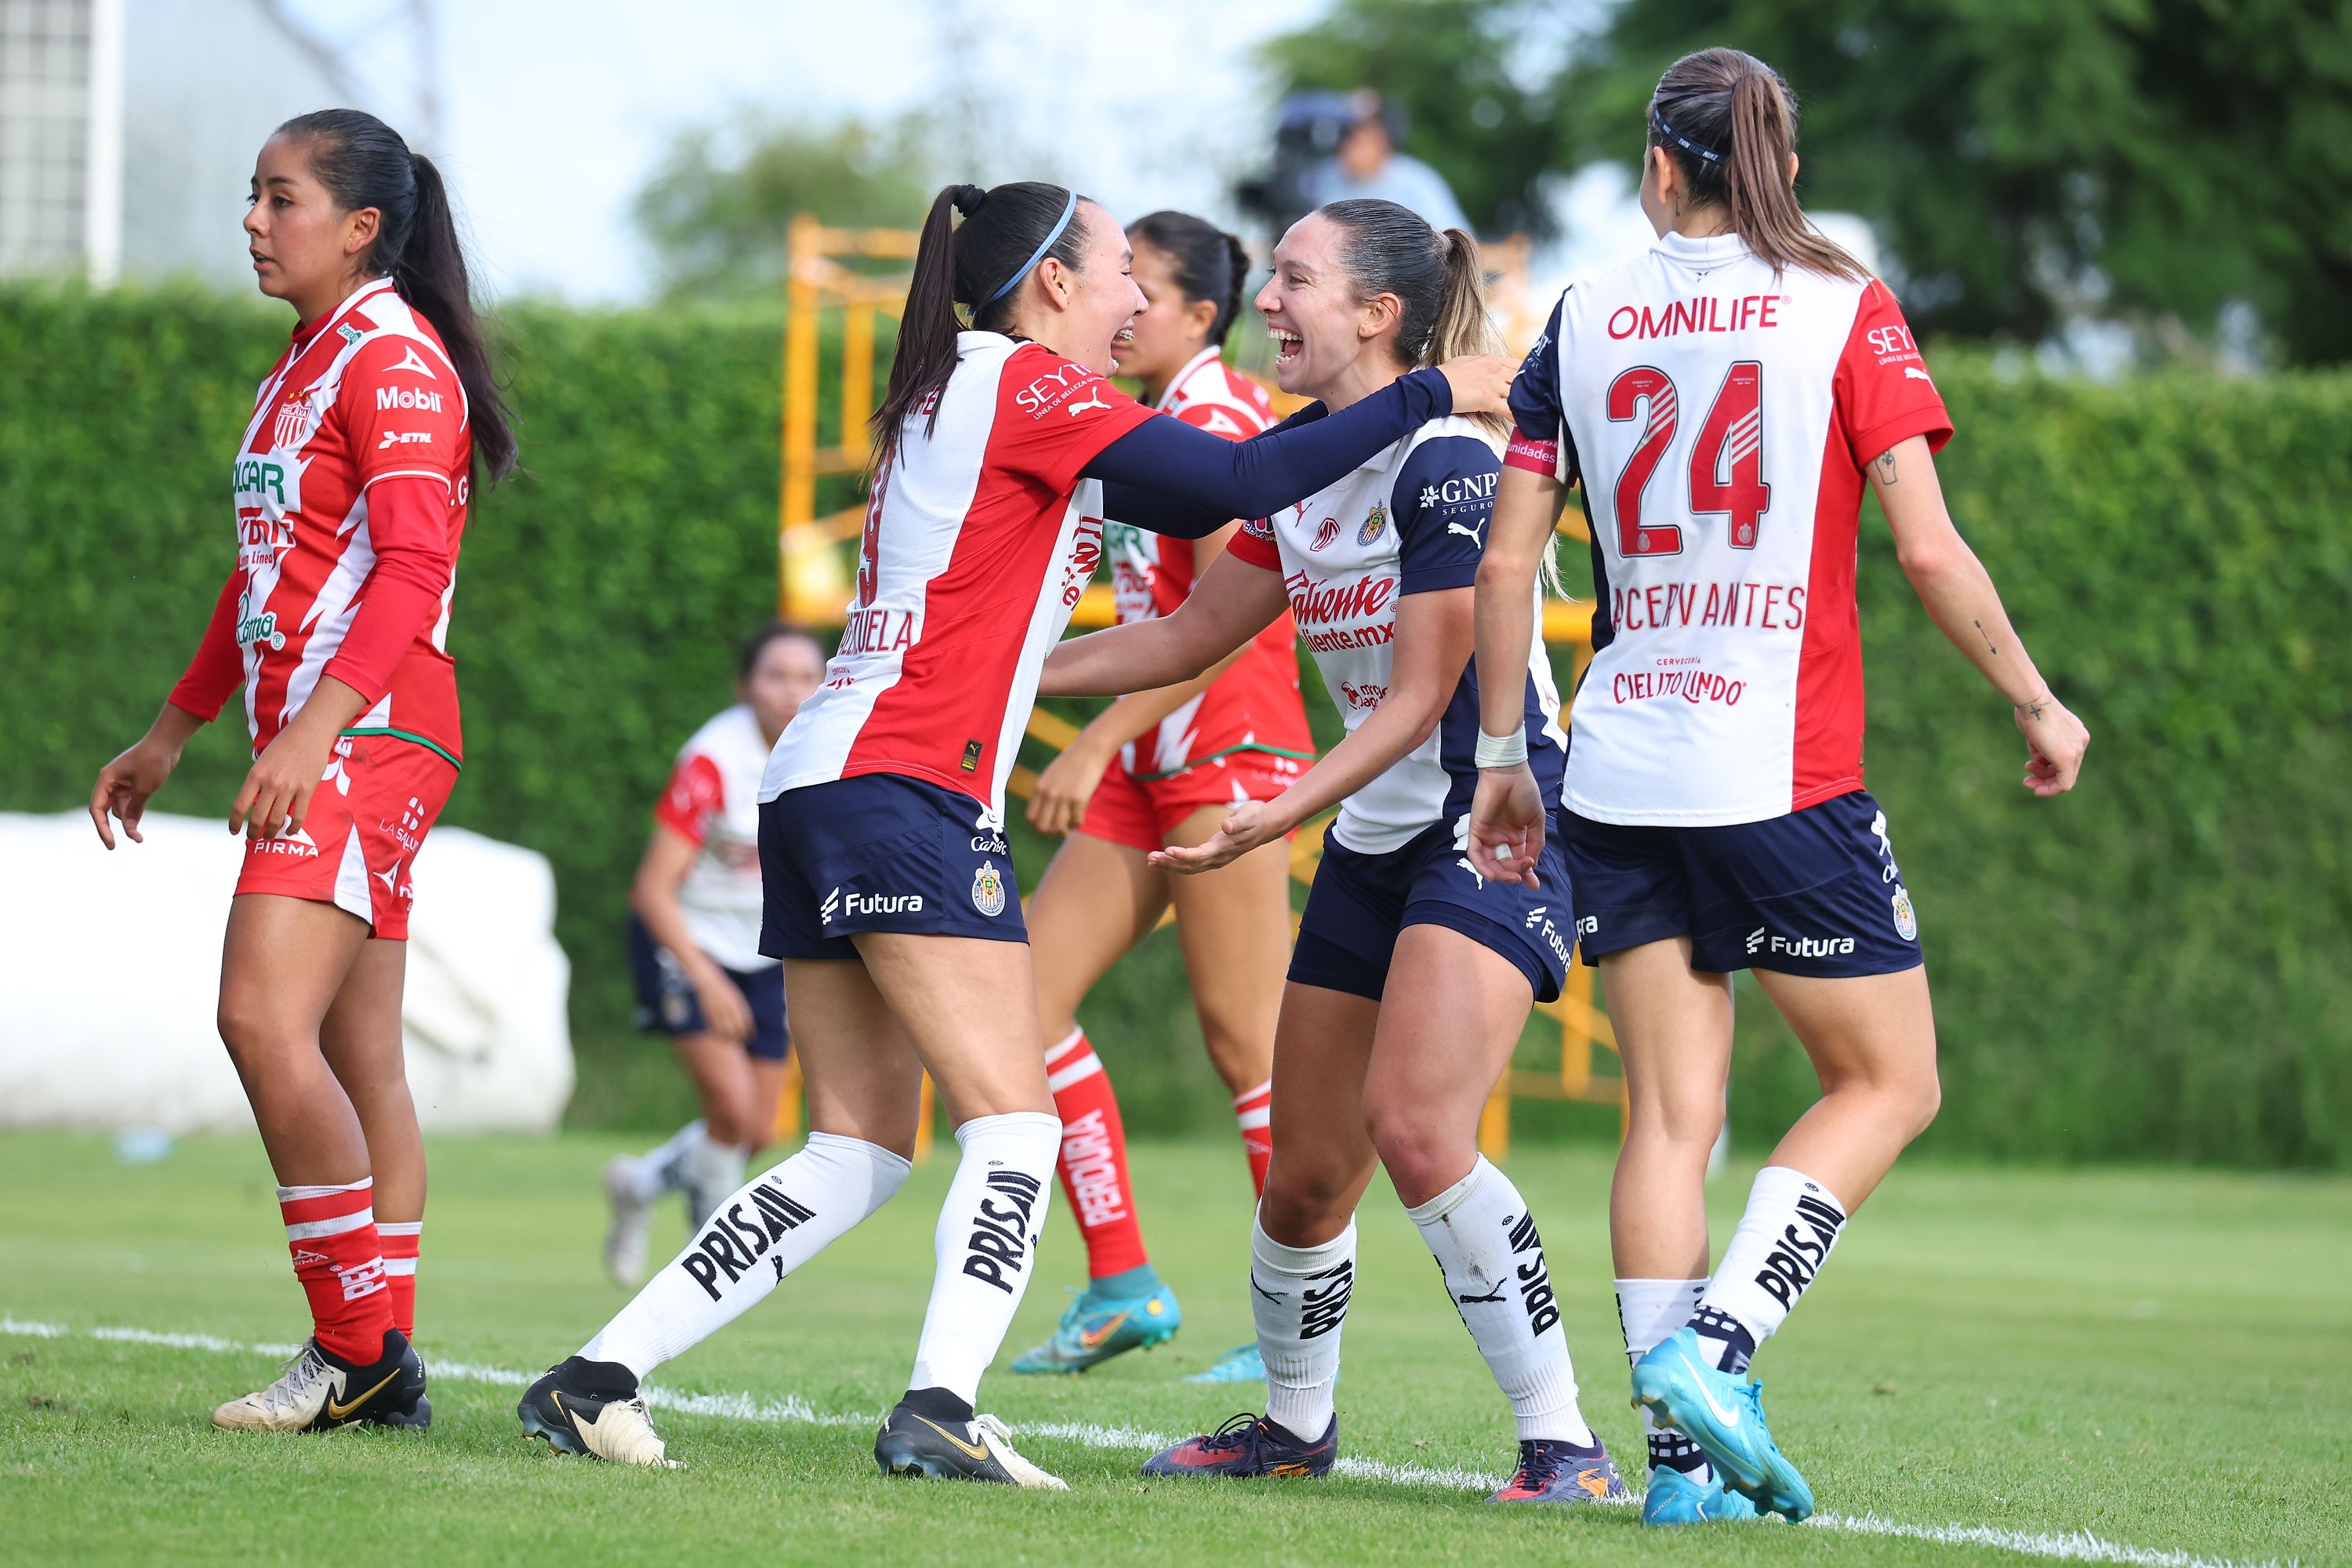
[1185,1343,1266,1385]
[1641,1464,1763,1525]
[1631,1327,1813,1521]
[1010,1278,1181,1374]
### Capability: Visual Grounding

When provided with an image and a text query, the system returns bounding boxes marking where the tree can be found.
[1260,0,1567,238]
[632,114,935,301]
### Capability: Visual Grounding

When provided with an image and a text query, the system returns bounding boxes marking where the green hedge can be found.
[3,284,2346,1165]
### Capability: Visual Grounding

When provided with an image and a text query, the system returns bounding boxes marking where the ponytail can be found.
[1648,49,1866,284]
[278,109,517,482]
[1127,209,1254,347]
[869,180,1094,480]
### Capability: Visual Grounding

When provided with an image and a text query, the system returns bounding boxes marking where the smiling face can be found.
[1252,212,1404,402]
[244,133,378,321]
[1110,238,1220,391]
[1007,200,1148,376]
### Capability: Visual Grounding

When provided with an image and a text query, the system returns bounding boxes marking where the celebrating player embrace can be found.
[1467,48,2089,1525]
[88,109,515,1434]
[517,180,1515,1481]
[1043,199,1623,1503]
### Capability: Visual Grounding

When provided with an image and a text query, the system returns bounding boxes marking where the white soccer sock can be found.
[1617,1276,1710,1478]
[1251,1212,1355,1442]
[582,1132,911,1379]
[906,1112,1061,1406]
[624,1120,708,1204]
[683,1134,749,1228]
[1407,1157,1592,1444]
[1693,1166,1849,1370]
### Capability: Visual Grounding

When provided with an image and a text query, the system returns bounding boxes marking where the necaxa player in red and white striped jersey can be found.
[1468,49,2090,1526]
[88,110,516,1436]
[517,180,1517,1480]
[1043,200,1624,1505]
[1011,212,1312,1381]
[601,624,828,1287]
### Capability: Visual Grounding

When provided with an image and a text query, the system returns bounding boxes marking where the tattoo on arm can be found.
[2022,698,2047,721]
[1875,448,1898,485]
[1973,619,1998,655]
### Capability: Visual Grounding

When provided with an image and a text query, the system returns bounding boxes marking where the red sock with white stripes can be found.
[1044,1027,1149,1279]
[277,1178,394,1363]
[379,1221,421,1339]
[1232,1079,1273,1196]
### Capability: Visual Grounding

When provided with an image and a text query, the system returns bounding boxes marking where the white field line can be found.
[1,1316,2295,1568]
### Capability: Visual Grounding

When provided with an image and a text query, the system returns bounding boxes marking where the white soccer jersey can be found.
[1507,232,1952,826]
[760,332,1154,818]
[652,704,775,972]
[1228,412,1565,855]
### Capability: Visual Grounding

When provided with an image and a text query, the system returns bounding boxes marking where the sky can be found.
[281,0,1662,306]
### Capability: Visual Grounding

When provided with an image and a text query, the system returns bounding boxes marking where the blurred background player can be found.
[1042,199,1621,1506]
[86,109,516,1434]
[514,179,1516,1479]
[602,622,827,1285]
[1011,210,1310,1381]
[1301,92,1469,235]
[1468,48,2091,1526]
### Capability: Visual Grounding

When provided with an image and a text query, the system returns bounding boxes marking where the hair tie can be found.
[981,189,1078,309]
[1651,106,1724,164]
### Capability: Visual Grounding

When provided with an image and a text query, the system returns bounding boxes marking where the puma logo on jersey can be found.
[1904,366,1933,382]
[390,344,438,379]
[1447,517,1486,547]
[378,430,433,449]
[1066,390,1111,417]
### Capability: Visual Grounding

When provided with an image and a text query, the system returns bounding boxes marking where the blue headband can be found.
[1651,106,1724,164]
[979,190,1078,309]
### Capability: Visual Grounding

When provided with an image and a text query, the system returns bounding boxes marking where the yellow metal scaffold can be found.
[775,214,1625,1158]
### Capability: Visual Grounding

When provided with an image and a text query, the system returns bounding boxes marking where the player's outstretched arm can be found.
[1870,434,2089,797]
[1465,463,1565,886]
[1040,549,1286,699]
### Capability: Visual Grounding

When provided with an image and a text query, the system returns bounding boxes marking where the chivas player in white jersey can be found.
[1046,200,1624,1507]
[518,180,1515,1481]
[88,110,517,1435]
[601,624,827,1287]
[1012,211,1316,1381]
[1468,49,2089,1526]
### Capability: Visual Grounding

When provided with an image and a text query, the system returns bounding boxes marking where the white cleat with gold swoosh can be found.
[874,1400,1068,1488]
[212,1331,431,1432]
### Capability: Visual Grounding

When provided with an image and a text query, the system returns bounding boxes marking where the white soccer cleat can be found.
[974,1414,1070,1490]
[603,1157,654,1288]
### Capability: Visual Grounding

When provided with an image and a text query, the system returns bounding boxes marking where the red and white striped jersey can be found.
[653,704,775,972]
[218,278,470,761]
[1103,347,1313,780]
[1508,232,1951,826]
[760,332,1155,818]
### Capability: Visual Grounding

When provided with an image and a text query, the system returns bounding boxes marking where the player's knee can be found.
[1259,1159,1357,1241]
[1363,1104,1472,1210]
[215,993,292,1068]
[1901,1065,1943,1141]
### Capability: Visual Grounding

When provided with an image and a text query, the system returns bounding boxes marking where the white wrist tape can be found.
[1474,728,1529,770]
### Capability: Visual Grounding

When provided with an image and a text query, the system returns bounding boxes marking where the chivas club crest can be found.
[971,860,1007,918]
[1357,500,1388,546]
[271,397,310,452]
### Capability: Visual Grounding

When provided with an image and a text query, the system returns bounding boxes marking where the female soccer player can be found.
[1040,198,1625,1506]
[1466,49,2089,1526]
[86,109,515,1433]
[1011,211,1311,1380]
[602,623,828,1285]
[517,180,1515,1481]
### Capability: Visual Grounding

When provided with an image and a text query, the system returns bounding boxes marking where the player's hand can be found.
[1466,764,1546,888]
[2014,691,2089,797]
[690,956,755,1044]
[229,722,337,840]
[1026,740,1113,837]
[1435,354,1519,417]
[89,735,182,850]
[1150,800,1282,876]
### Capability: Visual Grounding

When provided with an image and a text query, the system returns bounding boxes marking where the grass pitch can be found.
[1,1131,2346,1566]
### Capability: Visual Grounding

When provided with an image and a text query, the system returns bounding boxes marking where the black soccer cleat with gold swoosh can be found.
[873,1397,1069,1488]
[212,1329,430,1432]
[517,1356,677,1467]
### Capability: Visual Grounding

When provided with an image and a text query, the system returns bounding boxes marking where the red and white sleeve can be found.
[652,753,724,847]
[1837,281,1953,466]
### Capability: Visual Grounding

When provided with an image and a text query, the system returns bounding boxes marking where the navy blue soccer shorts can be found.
[1563,789,1922,978]
[626,914,790,1062]
[1288,818,1574,1004]
[759,774,1025,959]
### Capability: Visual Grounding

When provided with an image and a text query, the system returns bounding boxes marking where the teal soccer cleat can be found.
[1010,1278,1181,1374]
[1641,1464,1763,1525]
[1185,1343,1266,1385]
[1631,1327,1813,1521]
